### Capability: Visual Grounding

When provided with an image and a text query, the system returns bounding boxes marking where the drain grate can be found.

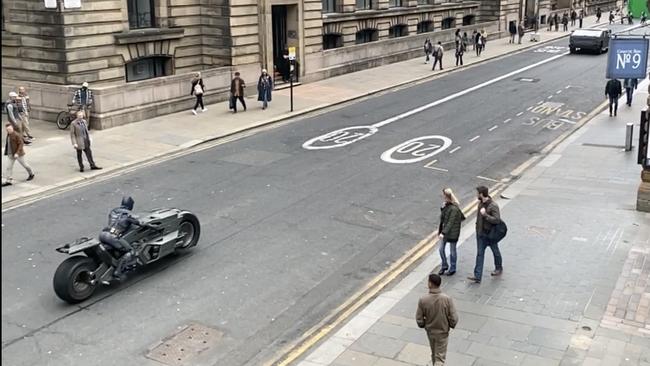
[146,323,223,366]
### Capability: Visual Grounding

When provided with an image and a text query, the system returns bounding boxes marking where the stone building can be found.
[1,0,619,129]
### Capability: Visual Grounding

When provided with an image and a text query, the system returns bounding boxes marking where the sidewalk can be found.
[294,84,650,366]
[1,16,608,205]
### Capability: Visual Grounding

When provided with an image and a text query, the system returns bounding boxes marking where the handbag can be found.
[194,82,203,95]
[228,94,235,110]
[487,220,508,243]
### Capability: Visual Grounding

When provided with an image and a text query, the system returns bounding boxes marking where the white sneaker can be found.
[202,108,207,112]
[191,109,197,115]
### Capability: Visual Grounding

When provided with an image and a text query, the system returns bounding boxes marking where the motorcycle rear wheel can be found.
[53,256,98,304]
[175,214,201,253]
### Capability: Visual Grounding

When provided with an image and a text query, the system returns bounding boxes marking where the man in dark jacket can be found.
[624,78,638,106]
[509,21,517,43]
[416,273,458,366]
[230,72,247,113]
[468,186,503,283]
[2,123,34,186]
[606,78,623,116]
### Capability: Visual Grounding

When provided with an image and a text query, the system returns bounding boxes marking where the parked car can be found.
[569,28,611,54]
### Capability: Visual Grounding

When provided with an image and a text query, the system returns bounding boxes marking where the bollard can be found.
[626,123,634,151]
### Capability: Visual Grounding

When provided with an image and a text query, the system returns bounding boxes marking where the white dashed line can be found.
[469,135,480,142]
[503,118,512,124]
[556,90,563,94]
[477,175,500,183]
[516,112,524,116]
[559,118,576,124]
[488,125,499,132]
[449,146,462,154]
[547,95,553,99]
[423,160,449,172]
[536,101,544,105]
[565,85,571,89]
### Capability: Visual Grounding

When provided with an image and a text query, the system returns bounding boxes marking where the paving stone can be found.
[381,314,420,329]
[367,321,408,339]
[349,332,407,359]
[558,357,583,366]
[332,350,379,366]
[445,351,477,366]
[490,336,515,349]
[581,357,601,366]
[466,342,527,366]
[395,343,430,366]
[478,318,533,342]
[372,357,414,366]
[510,341,541,355]
[398,328,429,346]
[521,354,560,366]
[527,327,572,351]
[472,358,512,366]
[456,311,489,332]
[537,347,565,360]
[446,338,472,353]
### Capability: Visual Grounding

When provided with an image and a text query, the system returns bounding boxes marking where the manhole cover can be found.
[146,323,223,366]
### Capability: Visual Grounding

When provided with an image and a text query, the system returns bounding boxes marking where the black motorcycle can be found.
[53,208,200,304]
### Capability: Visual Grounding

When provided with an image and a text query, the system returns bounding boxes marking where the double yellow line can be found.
[266,181,507,366]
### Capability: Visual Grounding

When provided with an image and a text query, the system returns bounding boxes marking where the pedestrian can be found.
[471,30,478,50]
[424,38,433,63]
[475,31,483,56]
[455,39,464,66]
[438,188,465,276]
[605,78,623,116]
[480,30,487,50]
[462,32,470,50]
[509,21,517,43]
[4,92,30,145]
[570,9,577,26]
[609,11,615,24]
[257,69,273,110]
[517,22,525,44]
[230,71,247,113]
[554,13,559,31]
[190,72,206,115]
[2,123,34,187]
[416,273,458,366]
[562,13,569,31]
[548,15,553,31]
[17,86,34,141]
[70,111,102,172]
[579,9,584,28]
[596,7,602,22]
[72,82,94,129]
[628,13,633,24]
[454,29,462,49]
[624,78,638,106]
[468,186,504,283]
[431,41,444,71]
[641,11,647,25]
[534,13,539,32]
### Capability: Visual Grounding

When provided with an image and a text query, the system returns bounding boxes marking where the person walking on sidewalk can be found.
[471,30,478,50]
[5,92,30,145]
[554,13,560,31]
[70,111,102,172]
[509,21,517,43]
[624,78,638,107]
[570,9,577,26]
[455,40,465,67]
[548,15,554,31]
[17,87,34,141]
[416,273,458,366]
[2,123,34,187]
[230,72,247,113]
[438,188,465,276]
[562,13,569,31]
[190,72,206,115]
[462,32,470,50]
[641,11,647,25]
[609,11,615,24]
[579,9,584,28]
[431,41,444,71]
[517,22,525,44]
[257,69,273,110]
[605,78,623,117]
[596,7,602,22]
[424,38,433,63]
[468,186,503,283]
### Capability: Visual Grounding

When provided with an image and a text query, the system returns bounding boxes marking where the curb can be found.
[0,21,619,209]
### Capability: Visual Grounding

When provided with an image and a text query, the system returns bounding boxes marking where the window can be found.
[417,0,432,4]
[125,56,170,82]
[441,17,455,30]
[322,0,341,13]
[323,34,343,49]
[389,0,403,7]
[417,20,433,33]
[389,24,408,38]
[355,29,378,44]
[128,0,155,29]
[462,15,475,26]
[356,0,375,10]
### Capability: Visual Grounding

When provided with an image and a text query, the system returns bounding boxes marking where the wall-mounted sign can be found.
[64,0,81,8]
[606,38,649,79]
[288,47,296,61]
[44,0,57,9]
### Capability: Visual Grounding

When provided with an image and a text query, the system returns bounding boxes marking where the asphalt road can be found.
[2,24,640,366]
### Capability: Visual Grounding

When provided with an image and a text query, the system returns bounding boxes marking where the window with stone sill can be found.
[389,0,403,7]
[323,34,343,49]
[128,0,155,29]
[441,17,455,30]
[355,0,375,10]
[417,20,434,33]
[322,0,342,13]
[389,24,408,38]
[125,56,170,82]
[463,15,476,26]
[417,0,432,4]
[355,28,378,44]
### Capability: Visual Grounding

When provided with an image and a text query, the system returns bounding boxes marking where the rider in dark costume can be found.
[99,196,141,280]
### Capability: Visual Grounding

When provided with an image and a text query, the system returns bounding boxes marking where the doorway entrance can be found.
[271,4,299,84]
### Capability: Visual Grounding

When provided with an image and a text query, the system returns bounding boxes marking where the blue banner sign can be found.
[606,38,649,79]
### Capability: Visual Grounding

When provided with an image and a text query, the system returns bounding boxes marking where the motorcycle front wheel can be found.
[56,112,71,130]
[53,256,98,304]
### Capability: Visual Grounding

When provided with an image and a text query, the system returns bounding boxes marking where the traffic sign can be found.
[606,38,649,79]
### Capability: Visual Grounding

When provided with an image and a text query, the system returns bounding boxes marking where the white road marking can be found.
[565,85,571,89]
[572,237,588,242]
[488,125,499,132]
[380,136,452,164]
[527,106,533,111]
[558,118,577,124]
[516,112,524,117]
[423,160,449,172]
[469,135,480,142]
[503,118,512,124]
[547,95,553,99]
[449,146,461,154]
[556,90,563,94]
[536,101,544,105]
[477,175,500,183]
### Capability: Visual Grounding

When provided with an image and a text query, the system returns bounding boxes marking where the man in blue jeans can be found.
[468,186,503,283]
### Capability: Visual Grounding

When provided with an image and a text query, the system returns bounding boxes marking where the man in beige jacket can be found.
[70,111,102,172]
[416,273,459,365]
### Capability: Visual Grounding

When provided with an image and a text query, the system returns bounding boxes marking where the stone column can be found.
[638,81,650,212]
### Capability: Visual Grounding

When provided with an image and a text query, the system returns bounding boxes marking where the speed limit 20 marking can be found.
[380,136,452,164]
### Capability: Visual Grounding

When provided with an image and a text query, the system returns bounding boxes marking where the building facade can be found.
[1,0,619,129]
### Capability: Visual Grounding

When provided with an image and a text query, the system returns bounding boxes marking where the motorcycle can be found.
[53,208,200,304]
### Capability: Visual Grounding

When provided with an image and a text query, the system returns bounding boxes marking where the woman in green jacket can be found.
[438,188,465,276]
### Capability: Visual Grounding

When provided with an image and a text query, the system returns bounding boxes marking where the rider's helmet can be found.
[121,196,135,211]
